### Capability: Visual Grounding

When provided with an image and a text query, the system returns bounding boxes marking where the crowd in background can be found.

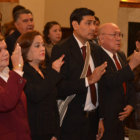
[0,5,140,140]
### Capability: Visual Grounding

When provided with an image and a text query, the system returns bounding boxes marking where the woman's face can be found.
[48,24,62,44]
[0,40,9,71]
[27,35,45,64]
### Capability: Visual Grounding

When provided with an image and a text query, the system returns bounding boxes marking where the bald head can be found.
[98,23,122,54]
[98,23,119,35]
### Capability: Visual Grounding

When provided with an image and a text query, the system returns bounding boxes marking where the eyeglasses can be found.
[102,33,123,38]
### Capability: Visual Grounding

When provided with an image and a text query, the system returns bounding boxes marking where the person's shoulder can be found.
[23,63,33,74]
[90,42,103,53]
[117,50,125,55]
[117,50,126,58]
[53,35,73,51]
[58,35,72,46]
[6,30,20,41]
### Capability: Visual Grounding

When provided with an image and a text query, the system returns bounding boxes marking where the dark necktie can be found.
[113,54,126,95]
[81,46,97,106]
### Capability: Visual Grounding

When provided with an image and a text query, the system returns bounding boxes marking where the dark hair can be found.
[17,30,41,62]
[70,8,95,30]
[95,16,100,24]
[12,5,25,18]
[43,21,61,44]
[13,9,32,22]
[136,30,140,42]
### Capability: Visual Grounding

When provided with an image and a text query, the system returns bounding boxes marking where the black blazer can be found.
[5,30,21,69]
[5,30,21,56]
[95,46,135,140]
[51,35,100,134]
[23,63,61,139]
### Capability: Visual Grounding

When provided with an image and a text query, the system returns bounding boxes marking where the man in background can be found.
[92,16,100,45]
[97,23,140,140]
[2,5,25,37]
[5,8,34,69]
[51,8,107,140]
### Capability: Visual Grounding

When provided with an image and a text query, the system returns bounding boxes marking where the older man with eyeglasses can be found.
[95,23,140,140]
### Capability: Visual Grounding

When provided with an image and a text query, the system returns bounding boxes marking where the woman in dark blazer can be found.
[17,31,64,140]
[0,35,31,140]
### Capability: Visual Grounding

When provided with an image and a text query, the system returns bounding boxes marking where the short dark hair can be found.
[13,9,33,22]
[95,16,100,24]
[43,21,61,44]
[12,5,25,18]
[70,8,95,30]
[136,30,140,42]
[17,30,41,62]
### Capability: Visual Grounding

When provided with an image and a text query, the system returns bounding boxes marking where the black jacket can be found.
[96,46,135,140]
[23,63,62,140]
[51,35,101,140]
[5,30,21,69]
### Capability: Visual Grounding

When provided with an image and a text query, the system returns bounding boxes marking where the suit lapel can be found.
[69,36,84,69]
[90,44,98,67]
[117,53,126,68]
[98,47,117,71]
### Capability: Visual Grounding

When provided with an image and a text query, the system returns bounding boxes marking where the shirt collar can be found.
[73,33,87,49]
[0,67,10,82]
[101,46,118,59]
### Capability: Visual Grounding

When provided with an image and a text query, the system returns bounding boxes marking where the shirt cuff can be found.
[85,77,89,87]
[99,118,104,121]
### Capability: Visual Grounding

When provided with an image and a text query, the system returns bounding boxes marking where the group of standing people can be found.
[0,6,140,140]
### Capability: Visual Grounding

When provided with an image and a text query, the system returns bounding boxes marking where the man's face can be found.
[73,15,96,44]
[15,13,34,34]
[94,20,100,37]
[100,24,122,54]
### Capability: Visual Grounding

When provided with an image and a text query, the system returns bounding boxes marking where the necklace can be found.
[36,69,44,79]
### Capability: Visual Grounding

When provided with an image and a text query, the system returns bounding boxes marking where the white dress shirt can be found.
[73,34,99,111]
[0,67,23,82]
[101,46,122,67]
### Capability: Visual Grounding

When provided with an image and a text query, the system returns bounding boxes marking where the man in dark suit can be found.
[91,16,100,45]
[51,8,107,140]
[5,8,34,69]
[97,23,140,140]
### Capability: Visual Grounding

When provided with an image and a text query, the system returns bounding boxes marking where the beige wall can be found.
[45,0,120,27]
[118,7,140,55]
[19,0,45,32]
[0,2,17,24]
[1,0,138,55]
[19,0,120,32]
[1,0,120,33]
